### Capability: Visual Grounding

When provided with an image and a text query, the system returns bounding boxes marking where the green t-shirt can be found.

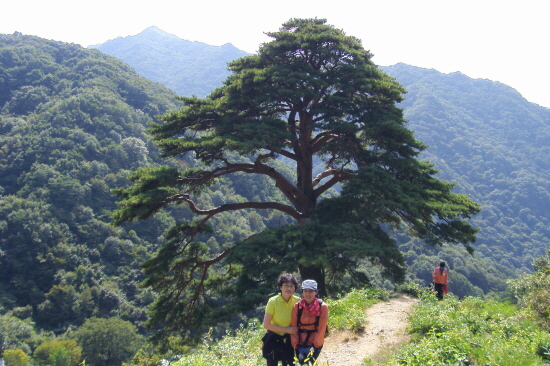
[266,293,300,335]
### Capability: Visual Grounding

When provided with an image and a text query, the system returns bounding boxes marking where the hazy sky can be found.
[2,0,549,108]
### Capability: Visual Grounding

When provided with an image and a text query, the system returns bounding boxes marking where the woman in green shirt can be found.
[262,273,300,366]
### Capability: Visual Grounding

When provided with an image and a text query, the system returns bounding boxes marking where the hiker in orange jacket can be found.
[291,280,329,365]
[432,262,448,300]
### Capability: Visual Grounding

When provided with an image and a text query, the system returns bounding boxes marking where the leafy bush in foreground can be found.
[170,322,265,366]
[509,249,550,329]
[388,295,550,365]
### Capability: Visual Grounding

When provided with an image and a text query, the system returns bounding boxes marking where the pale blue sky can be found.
[2,0,548,108]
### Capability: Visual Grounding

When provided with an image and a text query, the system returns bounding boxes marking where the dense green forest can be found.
[385,64,550,297]
[1,26,550,365]
[0,32,296,365]
[0,32,189,343]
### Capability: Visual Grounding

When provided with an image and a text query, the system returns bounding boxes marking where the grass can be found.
[170,323,265,366]
[328,287,389,331]
[386,291,550,365]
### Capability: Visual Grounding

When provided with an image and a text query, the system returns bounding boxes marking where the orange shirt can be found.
[432,267,448,284]
[290,300,329,348]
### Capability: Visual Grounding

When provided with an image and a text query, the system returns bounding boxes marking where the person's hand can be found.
[286,326,298,334]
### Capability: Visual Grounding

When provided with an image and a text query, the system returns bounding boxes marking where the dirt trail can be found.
[318,294,418,366]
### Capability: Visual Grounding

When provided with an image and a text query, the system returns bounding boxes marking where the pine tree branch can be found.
[161,194,302,221]
[178,159,306,208]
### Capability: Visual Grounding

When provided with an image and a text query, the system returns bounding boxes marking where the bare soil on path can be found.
[317,294,419,366]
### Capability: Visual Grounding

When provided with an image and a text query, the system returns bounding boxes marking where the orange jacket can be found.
[290,300,329,348]
[432,267,448,284]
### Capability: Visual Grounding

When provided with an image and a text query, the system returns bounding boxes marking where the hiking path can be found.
[318,294,418,365]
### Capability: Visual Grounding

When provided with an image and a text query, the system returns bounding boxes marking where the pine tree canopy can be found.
[112,18,480,343]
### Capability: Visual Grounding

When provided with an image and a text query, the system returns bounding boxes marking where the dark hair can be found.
[440,262,446,268]
[277,273,298,289]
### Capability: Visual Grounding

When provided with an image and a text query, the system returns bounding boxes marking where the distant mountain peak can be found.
[137,26,181,40]
[92,28,250,98]
[92,26,244,53]
[142,25,163,32]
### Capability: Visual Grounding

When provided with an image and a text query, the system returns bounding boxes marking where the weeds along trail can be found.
[319,294,418,365]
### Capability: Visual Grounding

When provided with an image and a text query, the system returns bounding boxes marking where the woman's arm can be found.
[263,313,298,334]
[290,305,299,348]
[313,304,329,348]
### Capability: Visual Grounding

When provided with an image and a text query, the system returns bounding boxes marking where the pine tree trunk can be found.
[298,265,326,297]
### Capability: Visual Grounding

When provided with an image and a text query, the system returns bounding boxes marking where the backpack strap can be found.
[297,299,323,346]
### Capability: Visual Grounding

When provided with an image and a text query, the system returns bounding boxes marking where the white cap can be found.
[301,279,318,290]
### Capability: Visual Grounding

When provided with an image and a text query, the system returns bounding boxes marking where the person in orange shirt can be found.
[290,280,329,365]
[432,261,449,300]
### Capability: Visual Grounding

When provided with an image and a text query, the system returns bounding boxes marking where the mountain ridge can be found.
[90,27,249,98]
[91,26,242,49]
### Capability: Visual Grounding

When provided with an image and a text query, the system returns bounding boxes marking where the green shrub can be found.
[328,287,389,331]
[71,317,144,366]
[3,349,30,366]
[171,322,264,366]
[34,339,82,366]
[534,332,550,360]
[509,249,550,329]
[389,295,550,365]
[395,282,425,297]
[49,346,72,366]
[388,331,469,365]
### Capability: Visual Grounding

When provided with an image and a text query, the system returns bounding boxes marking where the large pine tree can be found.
[112,18,480,342]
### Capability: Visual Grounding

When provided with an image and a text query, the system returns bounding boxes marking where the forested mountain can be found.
[90,26,249,98]
[0,33,183,335]
[93,28,550,299]
[384,64,550,296]
[0,32,293,349]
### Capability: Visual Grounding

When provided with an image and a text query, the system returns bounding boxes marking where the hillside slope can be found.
[0,33,294,335]
[383,64,550,295]
[0,32,183,332]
